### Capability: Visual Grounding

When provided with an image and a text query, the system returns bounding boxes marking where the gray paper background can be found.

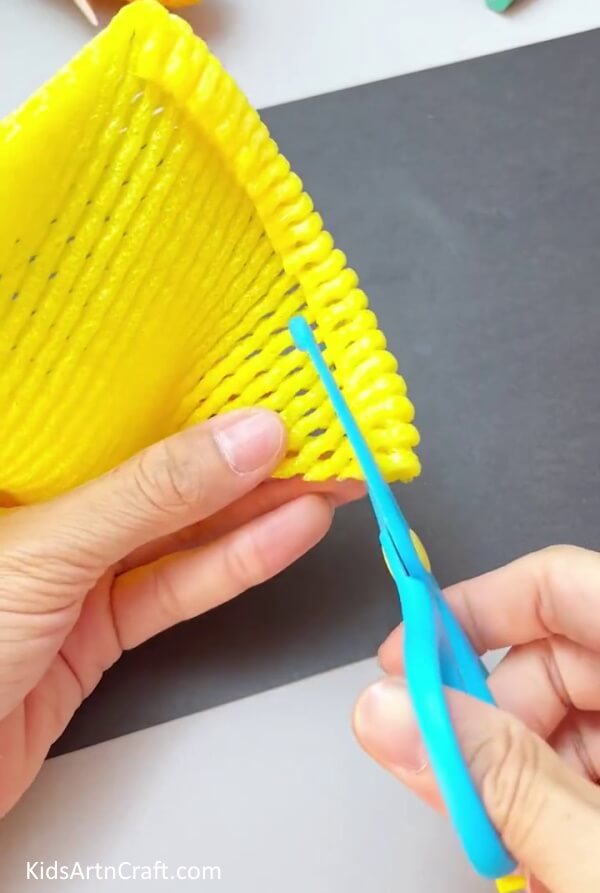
[54,29,600,755]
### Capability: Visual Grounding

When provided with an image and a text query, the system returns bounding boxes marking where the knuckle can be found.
[470,721,545,852]
[223,529,268,592]
[0,548,83,638]
[570,725,600,785]
[0,548,38,583]
[0,550,40,610]
[540,639,571,712]
[0,544,87,606]
[539,544,584,583]
[534,544,588,632]
[131,439,207,515]
[147,561,188,626]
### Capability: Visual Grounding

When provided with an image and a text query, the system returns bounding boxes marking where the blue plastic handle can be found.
[290,315,516,879]
[382,531,515,878]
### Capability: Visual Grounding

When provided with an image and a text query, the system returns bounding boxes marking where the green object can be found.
[487,0,516,10]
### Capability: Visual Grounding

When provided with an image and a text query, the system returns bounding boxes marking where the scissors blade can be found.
[289,317,389,492]
[289,316,422,578]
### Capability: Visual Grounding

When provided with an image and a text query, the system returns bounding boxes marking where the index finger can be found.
[379,545,600,670]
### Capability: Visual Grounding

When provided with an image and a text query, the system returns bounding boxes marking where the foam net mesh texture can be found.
[0,0,420,505]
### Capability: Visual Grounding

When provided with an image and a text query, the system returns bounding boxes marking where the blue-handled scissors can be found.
[290,316,516,881]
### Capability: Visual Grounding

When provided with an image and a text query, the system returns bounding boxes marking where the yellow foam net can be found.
[0,0,420,506]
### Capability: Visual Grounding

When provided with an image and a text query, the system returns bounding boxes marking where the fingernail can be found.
[355,677,427,773]
[215,411,284,474]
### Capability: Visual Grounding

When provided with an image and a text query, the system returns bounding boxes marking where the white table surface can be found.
[0,658,492,893]
[1,1,598,890]
[1,0,599,115]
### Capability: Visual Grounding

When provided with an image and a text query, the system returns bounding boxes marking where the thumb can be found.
[0,409,285,597]
[354,677,600,893]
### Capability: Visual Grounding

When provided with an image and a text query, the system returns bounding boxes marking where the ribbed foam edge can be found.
[2,0,421,484]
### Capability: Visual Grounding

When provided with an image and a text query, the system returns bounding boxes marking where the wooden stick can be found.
[72,0,99,26]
